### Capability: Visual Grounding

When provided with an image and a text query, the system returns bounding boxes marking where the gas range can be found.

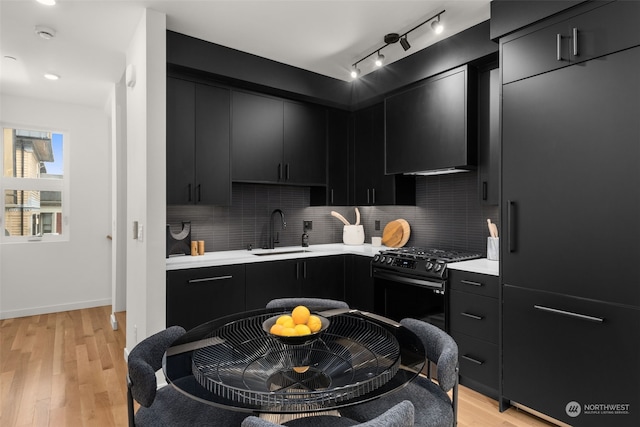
[372,247,482,280]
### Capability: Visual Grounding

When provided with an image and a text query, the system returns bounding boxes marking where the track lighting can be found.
[400,36,411,51]
[349,10,445,80]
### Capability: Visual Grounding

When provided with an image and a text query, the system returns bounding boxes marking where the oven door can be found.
[372,268,448,331]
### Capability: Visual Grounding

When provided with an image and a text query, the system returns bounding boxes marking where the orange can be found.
[270,323,284,336]
[276,315,294,328]
[291,305,310,325]
[280,327,296,337]
[306,315,322,333]
[294,324,311,336]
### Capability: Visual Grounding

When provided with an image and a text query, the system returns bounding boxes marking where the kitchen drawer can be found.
[452,332,498,391]
[449,270,498,298]
[450,290,498,343]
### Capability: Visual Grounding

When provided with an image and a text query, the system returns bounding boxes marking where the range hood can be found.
[404,167,474,176]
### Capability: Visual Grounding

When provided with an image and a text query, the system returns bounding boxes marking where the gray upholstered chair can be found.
[241,400,414,427]
[266,297,349,310]
[339,318,459,427]
[127,325,248,426]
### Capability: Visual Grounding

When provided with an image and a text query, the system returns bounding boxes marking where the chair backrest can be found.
[127,325,186,408]
[400,318,458,392]
[240,400,414,427]
[266,297,349,310]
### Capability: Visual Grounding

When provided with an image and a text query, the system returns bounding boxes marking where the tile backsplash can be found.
[167,172,499,256]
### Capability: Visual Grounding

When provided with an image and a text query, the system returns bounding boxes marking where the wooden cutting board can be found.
[382,219,410,247]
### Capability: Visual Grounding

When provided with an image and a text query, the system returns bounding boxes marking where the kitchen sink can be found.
[252,249,312,256]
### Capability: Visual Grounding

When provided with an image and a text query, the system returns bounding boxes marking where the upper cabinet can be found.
[231,90,327,186]
[326,108,351,205]
[167,77,231,205]
[384,65,477,175]
[502,0,640,84]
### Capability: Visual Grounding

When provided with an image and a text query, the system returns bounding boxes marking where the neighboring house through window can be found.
[1,126,68,242]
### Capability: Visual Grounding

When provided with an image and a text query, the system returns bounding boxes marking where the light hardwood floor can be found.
[1,306,557,426]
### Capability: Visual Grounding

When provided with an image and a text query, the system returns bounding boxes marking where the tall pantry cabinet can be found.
[499,1,640,426]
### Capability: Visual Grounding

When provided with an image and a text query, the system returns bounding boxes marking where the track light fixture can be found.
[349,10,445,79]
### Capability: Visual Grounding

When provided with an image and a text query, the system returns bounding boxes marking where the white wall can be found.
[0,95,112,318]
[125,8,166,350]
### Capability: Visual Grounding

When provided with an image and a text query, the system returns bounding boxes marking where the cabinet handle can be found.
[482,181,488,201]
[285,163,290,180]
[303,261,307,279]
[534,305,604,323]
[188,275,233,284]
[461,312,484,321]
[367,189,370,204]
[330,189,334,205]
[277,163,282,180]
[556,34,562,61]
[508,200,517,253]
[460,279,483,287]
[197,184,202,202]
[188,183,192,202]
[572,28,579,56]
[462,355,484,365]
[296,263,300,280]
[372,188,376,205]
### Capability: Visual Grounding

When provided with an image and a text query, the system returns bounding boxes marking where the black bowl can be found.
[262,314,330,345]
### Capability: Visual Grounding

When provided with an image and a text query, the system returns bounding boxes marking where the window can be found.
[1,126,68,242]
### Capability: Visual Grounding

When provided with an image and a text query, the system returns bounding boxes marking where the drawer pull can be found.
[462,355,484,365]
[188,275,233,284]
[461,312,484,321]
[460,279,483,287]
[533,305,604,323]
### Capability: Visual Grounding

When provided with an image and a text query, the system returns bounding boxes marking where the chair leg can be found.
[127,375,136,427]
[452,366,459,426]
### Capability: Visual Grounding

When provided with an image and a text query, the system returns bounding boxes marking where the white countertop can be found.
[166,243,386,270]
[448,258,499,276]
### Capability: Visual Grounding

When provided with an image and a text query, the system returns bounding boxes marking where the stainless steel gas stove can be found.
[372,247,482,330]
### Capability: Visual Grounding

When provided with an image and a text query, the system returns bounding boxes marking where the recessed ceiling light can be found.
[37,0,57,6]
[35,25,56,40]
[44,73,60,80]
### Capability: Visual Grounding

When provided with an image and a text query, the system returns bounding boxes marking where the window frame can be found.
[1,123,70,243]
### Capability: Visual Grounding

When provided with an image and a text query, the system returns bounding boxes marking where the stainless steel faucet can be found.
[268,209,286,249]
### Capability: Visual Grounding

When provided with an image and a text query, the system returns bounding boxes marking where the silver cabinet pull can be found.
[460,279,483,287]
[462,355,484,365]
[461,312,484,321]
[534,305,604,323]
[372,188,376,204]
[188,275,233,284]
[573,28,579,56]
[556,34,563,61]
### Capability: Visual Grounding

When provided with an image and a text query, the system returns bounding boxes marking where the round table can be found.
[163,307,426,414]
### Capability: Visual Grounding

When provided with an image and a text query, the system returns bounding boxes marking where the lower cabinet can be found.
[345,255,375,312]
[449,270,499,398]
[166,265,245,330]
[245,256,345,310]
[503,285,640,427]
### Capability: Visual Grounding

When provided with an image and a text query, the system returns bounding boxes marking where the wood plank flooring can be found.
[1,306,558,426]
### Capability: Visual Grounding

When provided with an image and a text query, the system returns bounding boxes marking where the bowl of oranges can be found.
[262,305,329,345]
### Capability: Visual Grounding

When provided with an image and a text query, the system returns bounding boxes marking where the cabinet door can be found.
[167,77,195,204]
[345,255,375,312]
[369,103,397,205]
[301,256,345,301]
[283,101,326,185]
[502,46,640,306]
[232,91,283,183]
[385,66,471,174]
[195,84,231,205]
[477,67,499,205]
[353,106,375,205]
[166,265,245,330]
[245,260,299,310]
[503,285,640,427]
[327,109,350,205]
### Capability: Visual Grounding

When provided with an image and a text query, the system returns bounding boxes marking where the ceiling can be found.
[0,0,490,109]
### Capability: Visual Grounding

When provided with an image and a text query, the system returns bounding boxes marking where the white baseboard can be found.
[110,313,118,330]
[0,298,112,320]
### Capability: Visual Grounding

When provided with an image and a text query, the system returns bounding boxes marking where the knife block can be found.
[343,225,364,245]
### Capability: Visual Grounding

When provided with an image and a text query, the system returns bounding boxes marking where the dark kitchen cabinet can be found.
[344,255,375,312]
[384,65,476,174]
[326,108,350,205]
[167,77,231,205]
[500,2,640,424]
[245,256,345,310]
[449,270,499,398]
[502,0,640,84]
[477,67,499,205]
[353,103,415,206]
[166,265,245,330]
[232,91,326,186]
[503,285,640,426]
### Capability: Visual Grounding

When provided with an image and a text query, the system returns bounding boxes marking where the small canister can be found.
[191,241,198,256]
[198,240,205,255]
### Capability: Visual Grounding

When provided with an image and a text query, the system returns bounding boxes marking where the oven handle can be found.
[373,270,444,290]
